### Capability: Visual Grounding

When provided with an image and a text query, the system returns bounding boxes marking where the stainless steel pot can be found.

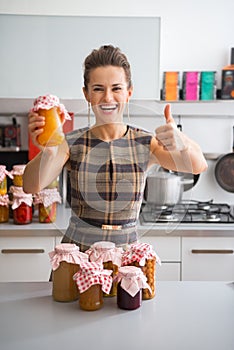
[144,168,193,206]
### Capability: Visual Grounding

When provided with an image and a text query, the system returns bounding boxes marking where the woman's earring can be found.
[88,102,91,127]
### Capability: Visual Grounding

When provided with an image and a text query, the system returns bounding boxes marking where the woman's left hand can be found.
[155,104,187,152]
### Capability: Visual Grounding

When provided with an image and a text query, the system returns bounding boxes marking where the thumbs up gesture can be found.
[155,104,187,152]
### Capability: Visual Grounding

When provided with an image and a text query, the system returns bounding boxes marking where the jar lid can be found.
[31,94,71,120]
[55,243,80,254]
[11,164,26,176]
[0,165,13,181]
[122,242,161,266]
[48,243,89,270]
[86,241,123,266]
[34,188,61,207]
[116,266,151,297]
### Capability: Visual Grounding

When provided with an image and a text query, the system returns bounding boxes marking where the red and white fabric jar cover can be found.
[49,243,89,302]
[9,186,33,224]
[73,261,112,311]
[115,266,151,310]
[34,188,61,223]
[86,241,123,297]
[11,164,26,187]
[121,242,161,300]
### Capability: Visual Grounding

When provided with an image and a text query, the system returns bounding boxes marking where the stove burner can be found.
[158,211,179,222]
[203,213,221,222]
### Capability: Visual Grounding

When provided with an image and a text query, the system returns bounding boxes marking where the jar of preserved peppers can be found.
[73,261,112,311]
[10,186,33,224]
[49,243,89,302]
[11,164,26,187]
[0,194,9,223]
[115,266,151,310]
[31,94,71,147]
[0,165,13,195]
[121,242,161,300]
[86,241,123,297]
[34,188,61,223]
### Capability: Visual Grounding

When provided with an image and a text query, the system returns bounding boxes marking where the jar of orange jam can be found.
[0,165,13,195]
[49,243,89,302]
[34,188,61,223]
[0,194,9,223]
[86,241,123,297]
[31,95,71,147]
[73,261,112,311]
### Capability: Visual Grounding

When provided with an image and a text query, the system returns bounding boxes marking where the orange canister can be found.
[10,186,33,224]
[31,94,71,147]
[0,165,13,195]
[34,188,61,223]
[49,243,88,302]
[86,241,123,297]
[0,194,10,223]
[73,261,112,311]
[11,164,26,187]
[122,242,161,300]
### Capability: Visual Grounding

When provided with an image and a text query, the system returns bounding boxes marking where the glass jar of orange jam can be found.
[0,194,9,223]
[73,261,112,311]
[31,95,71,147]
[86,241,123,297]
[49,243,89,302]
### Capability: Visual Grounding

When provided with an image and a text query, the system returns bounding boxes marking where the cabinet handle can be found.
[191,249,233,254]
[1,249,45,254]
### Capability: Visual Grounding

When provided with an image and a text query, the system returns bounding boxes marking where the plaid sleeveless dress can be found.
[63,125,152,248]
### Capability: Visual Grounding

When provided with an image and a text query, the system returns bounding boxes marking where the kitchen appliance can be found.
[140,200,234,225]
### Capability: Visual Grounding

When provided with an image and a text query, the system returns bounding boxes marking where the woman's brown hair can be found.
[83,45,132,90]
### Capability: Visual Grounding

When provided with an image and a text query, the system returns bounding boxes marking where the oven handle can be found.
[191,249,233,254]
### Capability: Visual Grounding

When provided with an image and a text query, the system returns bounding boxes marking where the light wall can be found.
[1,0,234,88]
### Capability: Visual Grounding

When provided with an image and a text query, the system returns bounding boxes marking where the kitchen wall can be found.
[0,0,234,204]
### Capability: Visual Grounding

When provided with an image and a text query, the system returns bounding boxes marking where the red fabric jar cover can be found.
[122,242,161,266]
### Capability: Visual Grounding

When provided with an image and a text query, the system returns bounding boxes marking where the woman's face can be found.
[83,66,132,125]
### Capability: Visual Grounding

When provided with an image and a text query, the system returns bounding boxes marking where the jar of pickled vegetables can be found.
[115,266,150,310]
[121,242,161,300]
[86,241,123,297]
[73,261,112,311]
[49,243,89,302]
[11,164,26,187]
[0,194,9,223]
[10,186,33,224]
[31,94,71,147]
[0,165,13,195]
[34,188,61,223]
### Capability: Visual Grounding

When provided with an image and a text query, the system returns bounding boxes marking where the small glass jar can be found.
[0,165,12,195]
[0,194,9,223]
[31,95,70,147]
[10,186,33,225]
[34,187,61,223]
[121,242,161,300]
[74,261,112,311]
[13,202,32,224]
[39,202,57,223]
[86,241,123,297]
[116,266,148,310]
[49,243,88,302]
[11,164,26,187]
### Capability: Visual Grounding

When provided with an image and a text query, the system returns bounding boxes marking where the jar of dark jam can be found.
[49,243,88,302]
[0,194,9,223]
[116,266,151,310]
[10,186,33,225]
[74,261,112,311]
[86,241,123,297]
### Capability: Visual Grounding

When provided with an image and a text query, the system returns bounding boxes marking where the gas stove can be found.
[140,200,234,225]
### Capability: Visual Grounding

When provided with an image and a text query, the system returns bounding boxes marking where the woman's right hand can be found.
[28,111,45,150]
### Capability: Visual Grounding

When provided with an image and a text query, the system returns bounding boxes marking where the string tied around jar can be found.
[73,261,113,295]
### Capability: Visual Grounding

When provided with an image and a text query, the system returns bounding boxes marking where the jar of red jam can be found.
[10,186,33,224]
[0,194,9,223]
[121,242,161,300]
[0,165,13,195]
[49,243,89,302]
[73,261,112,311]
[11,164,26,187]
[34,188,61,223]
[31,95,71,147]
[86,241,123,297]
[116,266,150,310]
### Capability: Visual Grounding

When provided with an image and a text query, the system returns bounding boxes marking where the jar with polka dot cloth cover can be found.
[31,94,71,147]
[49,243,89,302]
[85,241,123,297]
[121,242,161,300]
[73,261,113,311]
[33,188,61,223]
[0,165,13,194]
[115,266,151,310]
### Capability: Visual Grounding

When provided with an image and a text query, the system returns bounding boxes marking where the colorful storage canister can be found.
[182,71,200,100]
[200,71,217,100]
[162,71,180,101]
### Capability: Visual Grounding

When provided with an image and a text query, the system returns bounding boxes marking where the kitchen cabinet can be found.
[139,236,181,281]
[0,237,54,282]
[182,237,234,281]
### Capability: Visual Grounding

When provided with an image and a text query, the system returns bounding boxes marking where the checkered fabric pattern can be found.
[122,242,160,266]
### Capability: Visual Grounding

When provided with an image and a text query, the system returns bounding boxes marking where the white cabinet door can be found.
[182,237,234,281]
[0,237,55,282]
[140,236,181,281]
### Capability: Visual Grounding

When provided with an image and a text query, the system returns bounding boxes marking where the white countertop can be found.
[0,281,233,350]
[1,204,234,237]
